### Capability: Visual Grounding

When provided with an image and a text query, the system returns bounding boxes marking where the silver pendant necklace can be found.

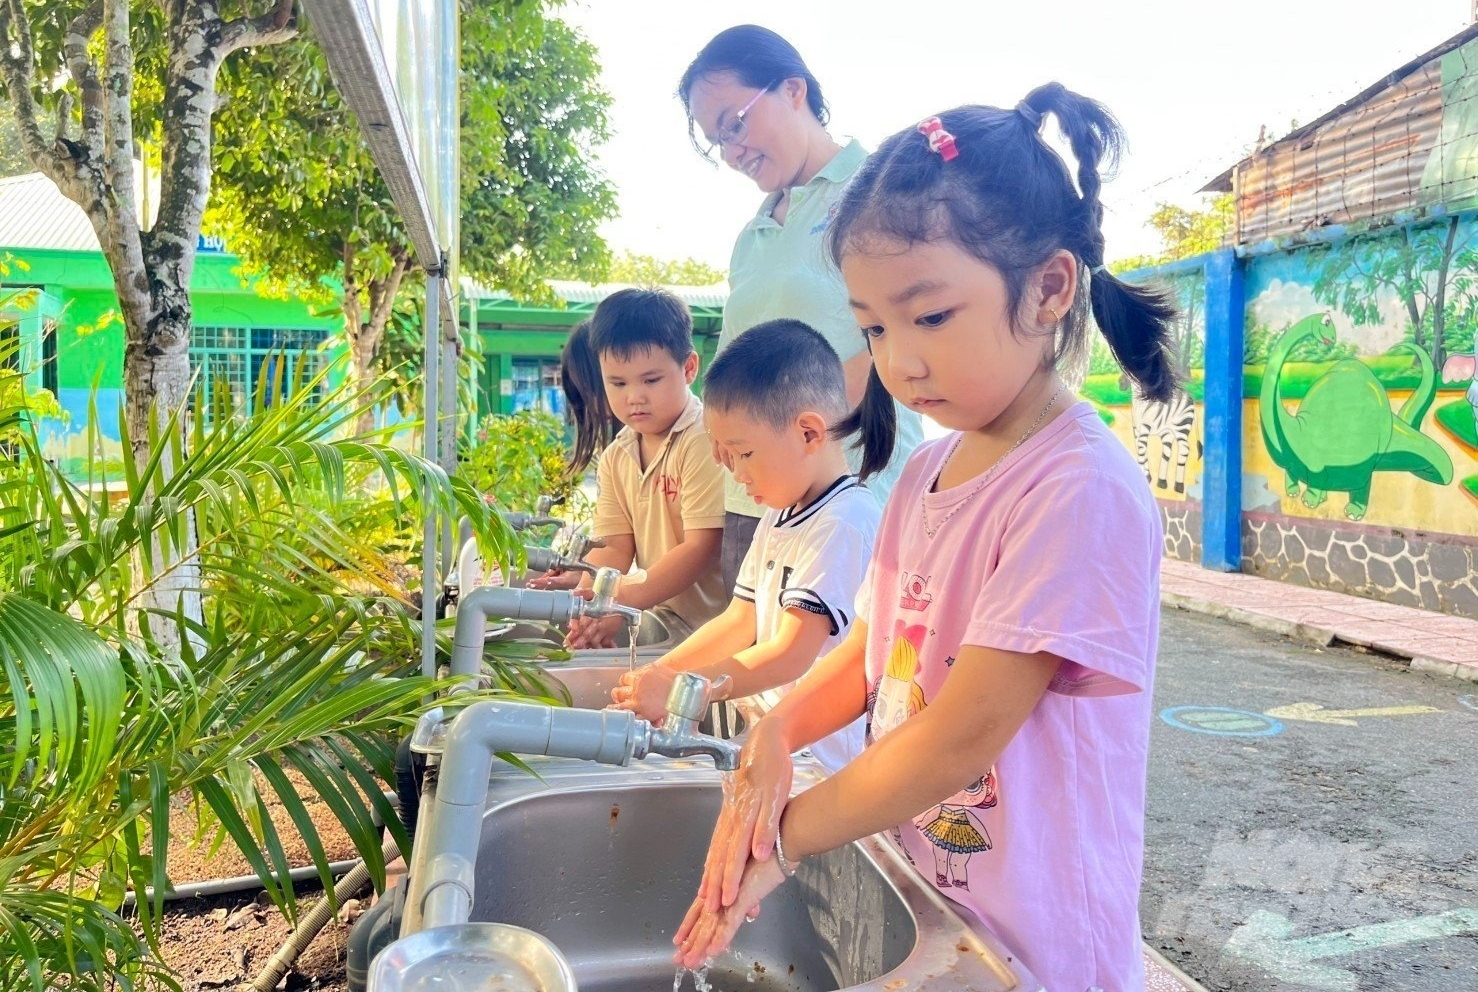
[921,385,1066,539]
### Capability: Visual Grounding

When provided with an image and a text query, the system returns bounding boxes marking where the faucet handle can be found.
[589,566,621,606]
[664,672,731,723]
[535,494,560,516]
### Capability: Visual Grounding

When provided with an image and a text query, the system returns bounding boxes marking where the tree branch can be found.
[0,0,68,183]
[342,239,363,340]
[220,0,298,55]
[367,249,411,340]
[100,0,140,245]
[64,3,105,147]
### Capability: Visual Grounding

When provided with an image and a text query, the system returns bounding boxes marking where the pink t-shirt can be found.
[860,402,1161,992]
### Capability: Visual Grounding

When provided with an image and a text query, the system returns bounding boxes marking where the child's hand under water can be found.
[699,720,795,912]
[609,663,678,721]
[565,613,624,649]
[672,718,798,967]
[525,569,582,591]
[673,854,784,969]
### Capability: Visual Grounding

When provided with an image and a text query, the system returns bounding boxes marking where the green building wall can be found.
[1,247,338,470]
[1,245,731,472]
[466,294,723,423]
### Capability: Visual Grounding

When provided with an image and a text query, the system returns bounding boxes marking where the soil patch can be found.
[152,881,355,991]
[155,769,375,883]
[143,767,390,991]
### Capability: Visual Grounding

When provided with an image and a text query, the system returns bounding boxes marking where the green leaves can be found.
[0,371,540,988]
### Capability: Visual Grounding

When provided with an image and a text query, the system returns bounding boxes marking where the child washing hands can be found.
[674,83,1178,992]
[609,320,879,773]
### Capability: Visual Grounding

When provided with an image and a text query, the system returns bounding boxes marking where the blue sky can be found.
[562,0,1473,272]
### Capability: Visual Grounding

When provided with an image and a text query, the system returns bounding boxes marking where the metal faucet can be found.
[500,495,566,532]
[554,524,605,561]
[521,524,608,580]
[447,567,642,680]
[409,680,743,929]
[634,672,741,771]
[584,566,641,626]
[522,545,598,577]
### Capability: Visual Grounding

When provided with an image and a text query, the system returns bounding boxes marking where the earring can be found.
[1047,306,1060,323]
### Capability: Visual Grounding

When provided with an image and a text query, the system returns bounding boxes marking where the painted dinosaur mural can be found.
[1260,313,1454,520]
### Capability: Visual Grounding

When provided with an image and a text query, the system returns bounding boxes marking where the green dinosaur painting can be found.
[1260,313,1454,520]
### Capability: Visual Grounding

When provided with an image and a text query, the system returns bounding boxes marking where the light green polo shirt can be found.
[720,138,924,517]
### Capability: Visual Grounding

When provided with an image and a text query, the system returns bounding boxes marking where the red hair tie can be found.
[917,116,958,162]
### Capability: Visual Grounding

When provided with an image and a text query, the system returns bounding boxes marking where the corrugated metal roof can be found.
[1203,23,1478,246]
[463,277,728,310]
[0,172,101,252]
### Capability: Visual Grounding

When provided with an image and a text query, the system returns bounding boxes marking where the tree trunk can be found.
[343,247,411,436]
[0,0,298,653]
[1430,217,1460,372]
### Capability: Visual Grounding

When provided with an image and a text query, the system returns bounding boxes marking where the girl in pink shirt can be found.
[675,83,1179,992]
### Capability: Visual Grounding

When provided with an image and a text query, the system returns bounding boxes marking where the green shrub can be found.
[464,411,585,515]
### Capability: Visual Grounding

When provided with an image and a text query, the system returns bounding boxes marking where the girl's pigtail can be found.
[831,364,896,480]
[1025,83,1180,403]
[1087,269,1180,404]
[561,322,617,478]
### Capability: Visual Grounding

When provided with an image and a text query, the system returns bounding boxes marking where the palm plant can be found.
[0,356,532,990]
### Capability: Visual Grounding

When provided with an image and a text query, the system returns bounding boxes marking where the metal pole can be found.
[441,289,459,563]
[421,271,442,678]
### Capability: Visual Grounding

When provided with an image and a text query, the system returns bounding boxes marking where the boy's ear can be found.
[683,351,699,384]
[796,410,828,448]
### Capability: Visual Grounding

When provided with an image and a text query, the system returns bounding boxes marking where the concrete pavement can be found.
[1161,558,1478,683]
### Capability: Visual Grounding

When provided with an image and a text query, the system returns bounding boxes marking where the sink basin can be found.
[451,758,1036,991]
[488,610,677,659]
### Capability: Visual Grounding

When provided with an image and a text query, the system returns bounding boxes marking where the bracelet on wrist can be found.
[774,821,800,879]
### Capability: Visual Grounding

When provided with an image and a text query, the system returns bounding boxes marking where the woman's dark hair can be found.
[828,82,1180,477]
[560,320,620,477]
[677,25,829,156]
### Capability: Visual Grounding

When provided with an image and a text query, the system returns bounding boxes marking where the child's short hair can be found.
[589,288,694,365]
[703,319,848,430]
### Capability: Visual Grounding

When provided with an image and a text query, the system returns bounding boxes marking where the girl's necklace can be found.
[921,385,1066,539]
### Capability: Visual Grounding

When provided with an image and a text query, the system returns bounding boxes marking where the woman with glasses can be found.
[679,24,923,591]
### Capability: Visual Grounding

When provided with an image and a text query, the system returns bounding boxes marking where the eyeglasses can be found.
[703,80,778,160]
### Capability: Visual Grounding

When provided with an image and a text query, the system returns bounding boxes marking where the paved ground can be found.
[1145,606,1478,991]
[1162,559,1478,683]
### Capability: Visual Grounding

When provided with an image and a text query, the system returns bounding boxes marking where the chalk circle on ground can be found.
[1159,705,1285,738]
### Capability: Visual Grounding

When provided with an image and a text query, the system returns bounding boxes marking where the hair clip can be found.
[1015,101,1043,130]
[917,116,959,162]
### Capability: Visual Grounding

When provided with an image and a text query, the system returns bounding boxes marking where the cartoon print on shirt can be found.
[868,621,926,743]
[919,769,998,889]
[867,621,928,858]
[899,572,933,611]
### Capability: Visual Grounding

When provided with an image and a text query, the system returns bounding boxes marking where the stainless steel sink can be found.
[455,757,1036,991]
[489,610,677,658]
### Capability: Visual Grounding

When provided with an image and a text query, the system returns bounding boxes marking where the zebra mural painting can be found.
[1130,387,1198,493]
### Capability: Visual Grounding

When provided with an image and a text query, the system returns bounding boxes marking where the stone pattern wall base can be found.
[1160,501,1202,564]
[1242,513,1478,618]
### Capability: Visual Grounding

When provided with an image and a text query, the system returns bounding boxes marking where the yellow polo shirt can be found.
[721,138,924,517]
[592,392,727,631]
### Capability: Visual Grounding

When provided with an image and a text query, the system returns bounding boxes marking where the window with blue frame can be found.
[191,326,327,420]
[510,358,566,418]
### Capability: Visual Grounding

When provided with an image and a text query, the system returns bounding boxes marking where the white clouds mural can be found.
[1251,278,1408,356]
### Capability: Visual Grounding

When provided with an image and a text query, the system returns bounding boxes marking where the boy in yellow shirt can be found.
[560,289,727,648]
